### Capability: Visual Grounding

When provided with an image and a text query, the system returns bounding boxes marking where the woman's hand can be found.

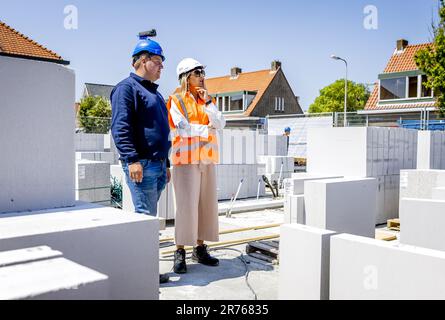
[196,87,208,102]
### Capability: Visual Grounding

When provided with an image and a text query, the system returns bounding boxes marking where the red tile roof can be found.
[365,42,436,111]
[0,20,66,63]
[172,69,278,116]
[384,43,432,73]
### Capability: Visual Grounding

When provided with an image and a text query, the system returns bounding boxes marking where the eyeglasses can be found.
[191,69,206,78]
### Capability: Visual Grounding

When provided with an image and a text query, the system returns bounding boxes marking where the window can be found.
[380,78,406,100]
[421,75,433,97]
[229,94,243,111]
[408,76,418,98]
[275,97,285,112]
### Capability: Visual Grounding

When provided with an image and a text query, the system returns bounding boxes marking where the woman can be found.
[167,58,226,274]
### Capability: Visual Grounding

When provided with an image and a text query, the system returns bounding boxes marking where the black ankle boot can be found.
[192,244,219,266]
[174,248,187,274]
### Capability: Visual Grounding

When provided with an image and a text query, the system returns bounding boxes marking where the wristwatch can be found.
[205,98,213,105]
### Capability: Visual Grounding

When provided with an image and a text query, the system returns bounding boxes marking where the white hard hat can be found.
[177,58,205,79]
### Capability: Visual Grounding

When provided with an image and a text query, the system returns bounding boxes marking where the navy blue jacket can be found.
[110,73,171,165]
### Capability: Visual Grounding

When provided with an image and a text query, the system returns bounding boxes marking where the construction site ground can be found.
[158,197,400,300]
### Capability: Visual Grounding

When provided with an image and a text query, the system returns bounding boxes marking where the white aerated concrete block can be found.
[0,203,159,300]
[284,195,305,224]
[400,169,445,201]
[279,224,337,300]
[330,233,445,300]
[400,198,445,251]
[304,178,377,237]
[76,160,110,205]
[0,247,109,300]
[74,134,105,152]
[284,174,343,196]
[417,131,445,170]
[0,56,75,214]
[432,187,445,200]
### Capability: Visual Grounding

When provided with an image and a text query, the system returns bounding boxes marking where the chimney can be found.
[231,67,242,78]
[271,60,282,71]
[397,39,409,51]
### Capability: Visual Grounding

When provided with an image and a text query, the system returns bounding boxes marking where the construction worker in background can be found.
[110,34,171,284]
[167,58,226,274]
[283,127,291,154]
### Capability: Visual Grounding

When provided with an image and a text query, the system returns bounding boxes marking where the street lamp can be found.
[331,55,348,127]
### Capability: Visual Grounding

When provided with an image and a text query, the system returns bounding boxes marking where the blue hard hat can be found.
[132,35,165,62]
[285,127,291,133]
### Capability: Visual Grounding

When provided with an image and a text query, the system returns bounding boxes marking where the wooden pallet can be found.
[387,219,400,231]
[246,240,279,264]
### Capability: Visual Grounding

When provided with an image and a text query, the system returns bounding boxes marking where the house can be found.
[0,21,69,65]
[362,39,437,127]
[82,83,115,101]
[174,61,303,129]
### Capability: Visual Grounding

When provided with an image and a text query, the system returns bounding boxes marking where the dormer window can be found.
[380,78,406,100]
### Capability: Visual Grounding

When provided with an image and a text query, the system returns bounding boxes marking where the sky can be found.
[0,0,440,111]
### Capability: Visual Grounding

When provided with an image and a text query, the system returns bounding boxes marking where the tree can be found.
[78,96,112,133]
[308,79,370,113]
[415,0,445,115]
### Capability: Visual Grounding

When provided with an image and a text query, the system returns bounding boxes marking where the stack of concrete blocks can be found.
[417,130,445,170]
[0,55,76,214]
[76,160,111,206]
[307,127,418,224]
[75,133,119,166]
[0,203,159,300]
[0,246,110,300]
[283,173,343,224]
[329,233,445,299]
[279,224,337,300]
[400,169,445,202]
[257,155,295,184]
[216,129,269,200]
[304,177,377,238]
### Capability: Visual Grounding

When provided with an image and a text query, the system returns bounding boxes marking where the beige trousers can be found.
[172,164,219,246]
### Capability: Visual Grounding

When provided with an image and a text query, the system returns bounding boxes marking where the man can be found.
[110,34,171,284]
[283,127,291,155]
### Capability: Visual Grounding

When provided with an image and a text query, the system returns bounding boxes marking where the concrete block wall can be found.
[304,177,377,238]
[0,246,109,300]
[279,224,337,300]
[399,198,445,252]
[0,56,76,214]
[284,173,343,196]
[0,203,159,300]
[76,152,116,165]
[417,130,445,170]
[306,127,418,223]
[76,160,111,206]
[330,233,445,300]
[74,134,105,152]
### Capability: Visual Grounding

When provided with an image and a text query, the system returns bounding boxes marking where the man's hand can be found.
[129,162,143,183]
[166,168,171,184]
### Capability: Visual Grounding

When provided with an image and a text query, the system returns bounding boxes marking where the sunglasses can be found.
[191,69,206,78]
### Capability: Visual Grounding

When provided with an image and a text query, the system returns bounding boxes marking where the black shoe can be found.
[160,273,169,284]
[192,244,219,267]
[174,249,187,274]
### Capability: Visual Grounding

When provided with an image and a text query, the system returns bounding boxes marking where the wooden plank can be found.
[260,240,279,249]
[247,252,278,265]
[375,231,397,241]
[387,219,400,229]
[248,242,279,256]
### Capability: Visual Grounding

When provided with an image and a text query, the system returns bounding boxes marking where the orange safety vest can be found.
[167,93,219,165]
